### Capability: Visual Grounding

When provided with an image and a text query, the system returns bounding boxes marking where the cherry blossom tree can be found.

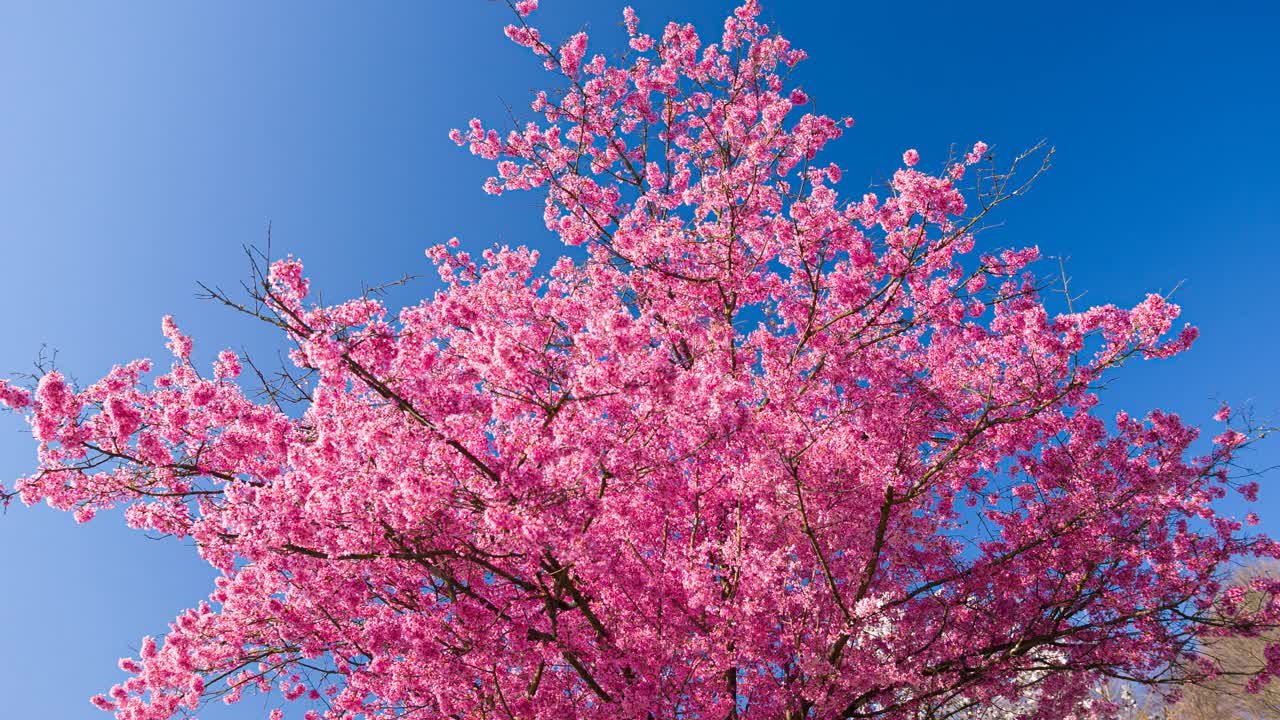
[2,2,1278,718]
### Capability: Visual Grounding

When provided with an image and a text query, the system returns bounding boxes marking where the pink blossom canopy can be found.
[3,2,1277,719]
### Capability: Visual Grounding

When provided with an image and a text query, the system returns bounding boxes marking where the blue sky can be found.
[1,1,1277,717]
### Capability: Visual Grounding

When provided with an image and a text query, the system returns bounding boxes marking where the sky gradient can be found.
[1,1,1277,717]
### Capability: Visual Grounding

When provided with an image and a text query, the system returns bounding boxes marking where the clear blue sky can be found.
[1,2,1277,717]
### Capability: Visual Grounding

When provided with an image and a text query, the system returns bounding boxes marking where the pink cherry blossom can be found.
[160,315,192,360]
[2,2,1276,719]
[0,379,31,410]
[967,140,989,164]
